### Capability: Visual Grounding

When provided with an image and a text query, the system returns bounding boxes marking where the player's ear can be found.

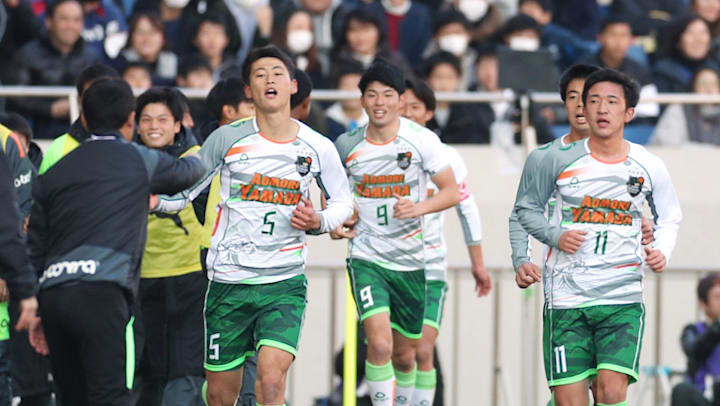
[244,85,252,99]
[624,106,635,124]
[424,110,434,123]
[290,78,298,95]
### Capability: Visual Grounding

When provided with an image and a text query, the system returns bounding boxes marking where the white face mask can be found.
[509,36,540,51]
[287,30,314,54]
[164,0,190,9]
[381,0,411,16]
[457,0,488,22]
[438,34,469,56]
[233,0,260,10]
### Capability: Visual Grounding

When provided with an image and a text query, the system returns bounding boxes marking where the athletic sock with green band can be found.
[366,361,395,406]
[201,380,208,406]
[597,402,627,406]
[394,365,416,406]
[411,368,436,406]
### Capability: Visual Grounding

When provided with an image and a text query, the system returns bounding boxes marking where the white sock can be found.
[411,369,436,406]
[394,366,416,406]
[366,361,395,406]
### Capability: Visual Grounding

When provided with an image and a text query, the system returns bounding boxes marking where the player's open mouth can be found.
[575,114,586,124]
[373,109,387,118]
[265,88,278,98]
[597,118,610,128]
[146,132,164,139]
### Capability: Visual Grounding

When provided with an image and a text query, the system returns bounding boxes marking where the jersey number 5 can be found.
[209,333,220,360]
[262,211,276,235]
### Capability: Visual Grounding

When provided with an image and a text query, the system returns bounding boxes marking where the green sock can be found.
[366,361,395,405]
[201,380,208,406]
[412,369,436,406]
[394,365,416,405]
[597,402,628,406]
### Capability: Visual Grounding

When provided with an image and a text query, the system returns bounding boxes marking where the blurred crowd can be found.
[2,0,720,145]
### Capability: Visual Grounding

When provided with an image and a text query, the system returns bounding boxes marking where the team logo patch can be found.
[296,156,312,176]
[626,176,644,197]
[396,152,412,170]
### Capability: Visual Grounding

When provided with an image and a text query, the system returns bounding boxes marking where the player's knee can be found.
[392,348,416,371]
[414,341,434,368]
[207,383,238,406]
[595,379,628,404]
[367,337,393,361]
[257,368,286,401]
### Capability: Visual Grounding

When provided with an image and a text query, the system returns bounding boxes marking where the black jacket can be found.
[0,152,35,301]
[27,130,205,295]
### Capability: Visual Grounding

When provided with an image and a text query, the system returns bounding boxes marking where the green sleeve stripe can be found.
[39,134,80,175]
[125,316,135,390]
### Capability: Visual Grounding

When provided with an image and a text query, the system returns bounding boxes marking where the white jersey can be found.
[515,138,682,309]
[424,145,483,281]
[334,117,450,271]
[156,117,353,284]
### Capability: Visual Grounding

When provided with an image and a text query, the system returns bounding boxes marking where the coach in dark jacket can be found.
[27,78,205,406]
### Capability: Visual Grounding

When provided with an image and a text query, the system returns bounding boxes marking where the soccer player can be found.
[154,45,354,406]
[403,77,491,406]
[333,61,460,406]
[514,68,682,406]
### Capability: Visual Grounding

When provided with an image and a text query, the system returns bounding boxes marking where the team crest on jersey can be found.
[396,152,412,170]
[626,176,644,197]
[296,156,312,176]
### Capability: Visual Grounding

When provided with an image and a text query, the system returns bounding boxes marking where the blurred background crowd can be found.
[2,0,720,146]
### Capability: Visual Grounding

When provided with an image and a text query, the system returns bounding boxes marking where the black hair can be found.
[423,51,462,78]
[331,59,366,88]
[178,55,214,79]
[474,41,499,64]
[501,13,542,39]
[518,0,551,12]
[82,79,136,131]
[698,273,720,303]
[599,14,632,33]
[46,0,81,18]
[121,62,152,77]
[242,45,296,85]
[191,11,231,49]
[334,7,388,54]
[135,87,185,123]
[581,68,640,108]
[558,64,601,102]
[171,88,191,115]
[663,14,710,59]
[358,60,406,94]
[0,113,33,141]
[76,63,120,97]
[405,77,436,112]
[433,8,470,34]
[291,69,313,109]
[690,65,720,92]
[206,77,250,120]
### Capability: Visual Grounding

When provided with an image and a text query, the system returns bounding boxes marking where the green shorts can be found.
[203,274,307,372]
[423,280,448,331]
[543,303,645,387]
[347,258,426,339]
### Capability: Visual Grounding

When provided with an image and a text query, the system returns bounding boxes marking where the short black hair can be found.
[358,60,406,94]
[242,45,296,85]
[331,59,365,88]
[474,42,499,64]
[501,13,542,39]
[433,8,470,34]
[599,14,632,33]
[518,0,551,12]
[698,273,720,303]
[76,63,120,97]
[178,55,213,79]
[559,64,601,102]
[135,87,185,123]
[0,113,33,141]
[405,77,436,112]
[121,62,151,77]
[424,51,462,78]
[46,0,81,18]
[581,68,640,108]
[291,69,313,109]
[206,77,250,120]
[171,88,191,116]
[82,79,136,131]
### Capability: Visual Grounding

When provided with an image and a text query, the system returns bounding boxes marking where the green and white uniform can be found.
[514,138,681,386]
[156,118,353,371]
[335,117,450,338]
[423,145,482,330]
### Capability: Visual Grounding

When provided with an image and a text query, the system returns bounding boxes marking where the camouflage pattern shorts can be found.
[203,274,307,372]
[543,303,645,387]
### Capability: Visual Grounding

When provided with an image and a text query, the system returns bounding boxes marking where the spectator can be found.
[189,12,238,80]
[291,68,327,134]
[222,0,273,62]
[292,0,354,63]
[0,0,42,85]
[610,0,686,36]
[366,0,433,66]
[326,61,368,141]
[0,113,43,170]
[424,51,494,143]
[693,0,720,37]
[449,0,504,43]
[499,13,543,52]
[671,273,720,406]
[422,8,476,90]
[133,87,206,406]
[122,62,153,90]
[9,0,101,139]
[81,0,128,59]
[550,0,601,41]
[654,15,719,93]
[329,7,410,82]
[582,15,659,121]
[519,0,598,71]
[197,77,254,143]
[177,55,215,91]
[114,11,178,85]
[652,67,720,146]
[272,8,326,88]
